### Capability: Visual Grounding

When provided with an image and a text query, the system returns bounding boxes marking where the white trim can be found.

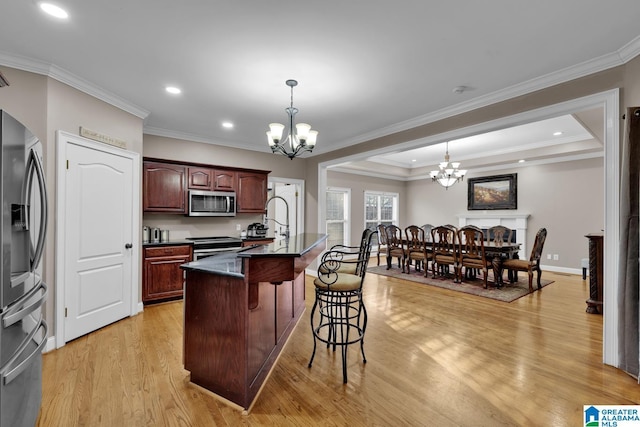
[268,177,305,236]
[54,131,141,349]
[326,187,351,247]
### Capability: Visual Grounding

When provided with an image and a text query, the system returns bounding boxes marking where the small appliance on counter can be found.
[247,223,268,237]
[143,226,150,243]
[150,227,161,243]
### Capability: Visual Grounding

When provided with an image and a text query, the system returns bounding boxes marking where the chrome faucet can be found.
[264,195,290,239]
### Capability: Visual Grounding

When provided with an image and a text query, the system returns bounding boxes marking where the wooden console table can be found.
[585,233,603,314]
[180,233,327,412]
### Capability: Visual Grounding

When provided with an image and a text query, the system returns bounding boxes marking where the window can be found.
[364,191,398,232]
[326,188,350,248]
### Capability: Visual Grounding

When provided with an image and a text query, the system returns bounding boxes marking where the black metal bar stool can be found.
[308,229,377,383]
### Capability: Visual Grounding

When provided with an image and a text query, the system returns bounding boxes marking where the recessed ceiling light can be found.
[518,159,526,163]
[39,2,69,19]
[553,131,563,136]
[411,159,417,162]
[222,122,233,129]
[165,86,181,95]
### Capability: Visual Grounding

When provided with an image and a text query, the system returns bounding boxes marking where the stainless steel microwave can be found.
[188,190,236,216]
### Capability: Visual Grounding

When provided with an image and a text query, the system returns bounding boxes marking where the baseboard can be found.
[540,264,582,276]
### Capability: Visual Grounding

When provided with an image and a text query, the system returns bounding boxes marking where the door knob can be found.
[125,243,133,249]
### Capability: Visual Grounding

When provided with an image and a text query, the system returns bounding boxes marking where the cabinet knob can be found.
[125,243,133,249]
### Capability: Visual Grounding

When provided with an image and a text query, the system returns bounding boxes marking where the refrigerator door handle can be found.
[1,317,47,385]
[25,148,48,271]
[2,280,48,328]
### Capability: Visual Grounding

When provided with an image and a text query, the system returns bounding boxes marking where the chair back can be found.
[405,225,427,257]
[431,225,458,258]
[529,228,547,263]
[421,224,434,242]
[385,225,404,250]
[377,224,388,245]
[488,225,511,247]
[357,229,378,279]
[458,225,486,262]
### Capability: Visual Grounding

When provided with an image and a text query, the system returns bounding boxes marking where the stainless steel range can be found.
[186,236,243,260]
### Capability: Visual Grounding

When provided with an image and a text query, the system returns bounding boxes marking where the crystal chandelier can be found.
[266,79,318,160]
[429,141,467,189]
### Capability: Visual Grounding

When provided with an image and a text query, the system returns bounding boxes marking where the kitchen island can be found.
[180,233,327,412]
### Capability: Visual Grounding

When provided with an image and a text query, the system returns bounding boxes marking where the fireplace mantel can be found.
[457,213,530,259]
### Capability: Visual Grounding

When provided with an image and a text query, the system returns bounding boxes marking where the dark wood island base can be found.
[181,234,327,412]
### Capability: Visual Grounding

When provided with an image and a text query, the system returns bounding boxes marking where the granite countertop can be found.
[181,233,327,276]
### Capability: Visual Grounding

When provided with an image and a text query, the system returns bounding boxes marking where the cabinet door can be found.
[237,172,268,213]
[143,246,192,302]
[213,169,236,191]
[188,167,213,190]
[143,162,186,213]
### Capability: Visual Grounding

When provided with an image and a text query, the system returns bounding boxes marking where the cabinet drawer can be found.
[144,245,192,258]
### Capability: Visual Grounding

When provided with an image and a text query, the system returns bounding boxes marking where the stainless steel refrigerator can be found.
[0,111,48,427]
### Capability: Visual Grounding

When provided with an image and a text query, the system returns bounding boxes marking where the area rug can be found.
[367,265,554,302]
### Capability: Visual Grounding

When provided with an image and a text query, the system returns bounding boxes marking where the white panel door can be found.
[64,142,134,342]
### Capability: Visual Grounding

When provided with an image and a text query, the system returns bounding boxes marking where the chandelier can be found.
[266,79,318,160]
[429,141,467,189]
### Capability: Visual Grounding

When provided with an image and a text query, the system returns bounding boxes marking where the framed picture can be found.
[467,173,517,210]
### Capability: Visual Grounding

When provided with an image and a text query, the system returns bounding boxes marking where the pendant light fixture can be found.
[429,141,467,189]
[266,79,318,160]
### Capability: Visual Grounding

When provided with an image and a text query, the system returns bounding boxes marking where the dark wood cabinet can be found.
[144,158,268,214]
[237,171,268,213]
[143,245,193,303]
[187,167,213,190]
[585,233,603,314]
[213,169,236,191]
[143,162,187,213]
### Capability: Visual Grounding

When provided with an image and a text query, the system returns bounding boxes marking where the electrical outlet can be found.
[236,224,241,231]
[547,254,551,260]
[553,254,559,261]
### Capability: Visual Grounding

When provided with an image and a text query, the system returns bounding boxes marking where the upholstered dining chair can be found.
[376,224,388,266]
[310,229,377,383]
[430,225,460,282]
[502,228,548,293]
[458,225,491,288]
[384,224,406,272]
[405,225,430,276]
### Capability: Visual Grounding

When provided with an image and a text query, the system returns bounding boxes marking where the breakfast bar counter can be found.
[180,233,327,412]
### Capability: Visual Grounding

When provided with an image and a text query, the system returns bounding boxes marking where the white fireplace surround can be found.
[457,213,530,259]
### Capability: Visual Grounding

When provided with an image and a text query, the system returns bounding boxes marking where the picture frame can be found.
[467,173,517,210]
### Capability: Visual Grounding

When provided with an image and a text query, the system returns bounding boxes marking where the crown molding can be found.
[0,51,149,119]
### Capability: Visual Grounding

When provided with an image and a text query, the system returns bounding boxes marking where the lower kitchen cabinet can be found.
[143,244,193,303]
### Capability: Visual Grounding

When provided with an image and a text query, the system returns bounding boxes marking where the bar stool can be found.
[308,229,377,383]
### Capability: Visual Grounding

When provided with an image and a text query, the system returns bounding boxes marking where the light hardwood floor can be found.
[38,271,640,426]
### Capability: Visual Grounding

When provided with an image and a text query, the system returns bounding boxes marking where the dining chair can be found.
[405,225,431,276]
[458,225,491,288]
[488,225,512,247]
[310,229,377,383]
[376,224,388,266]
[421,224,434,242]
[384,224,406,272]
[502,228,548,293]
[430,225,460,282]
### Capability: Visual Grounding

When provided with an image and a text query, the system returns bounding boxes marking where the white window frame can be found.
[326,187,351,247]
[364,191,399,231]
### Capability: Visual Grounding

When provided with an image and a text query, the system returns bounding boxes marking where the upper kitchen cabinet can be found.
[237,171,268,213]
[144,161,187,213]
[213,169,236,191]
[187,168,236,192]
